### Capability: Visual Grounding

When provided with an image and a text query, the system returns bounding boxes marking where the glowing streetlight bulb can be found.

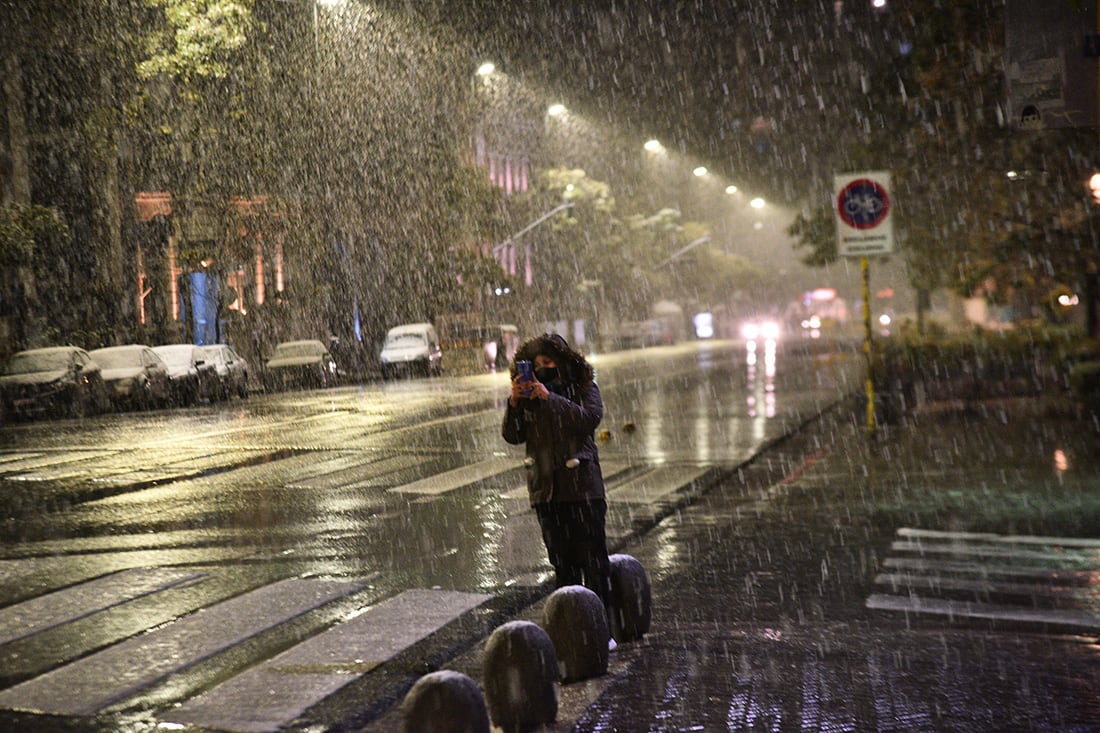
[725,185,738,194]
[644,139,663,153]
[547,103,566,116]
[693,166,708,177]
[750,197,766,208]
[476,61,495,76]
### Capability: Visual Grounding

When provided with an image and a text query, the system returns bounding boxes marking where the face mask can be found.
[536,367,559,383]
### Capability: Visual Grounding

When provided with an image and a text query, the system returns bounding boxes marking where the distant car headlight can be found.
[742,321,780,341]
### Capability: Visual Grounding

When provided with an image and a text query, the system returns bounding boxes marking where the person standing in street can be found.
[502,333,613,624]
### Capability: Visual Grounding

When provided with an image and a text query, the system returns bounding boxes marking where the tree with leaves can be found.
[788,0,1098,333]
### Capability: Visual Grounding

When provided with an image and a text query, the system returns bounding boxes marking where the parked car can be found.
[0,346,110,419]
[89,345,172,410]
[204,344,250,399]
[153,344,219,406]
[379,323,443,379]
[264,339,338,391]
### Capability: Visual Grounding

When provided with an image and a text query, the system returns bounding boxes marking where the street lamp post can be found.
[491,202,575,256]
[657,235,711,269]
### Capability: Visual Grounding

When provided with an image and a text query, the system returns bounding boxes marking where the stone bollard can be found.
[609,553,651,642]
[482,620,559,732]
[400,670,489,733]
[541,585,609,683]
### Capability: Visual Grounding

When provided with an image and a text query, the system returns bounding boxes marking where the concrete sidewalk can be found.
[361,394,1100,732]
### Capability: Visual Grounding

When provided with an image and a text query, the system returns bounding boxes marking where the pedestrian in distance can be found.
[502,333,614,632]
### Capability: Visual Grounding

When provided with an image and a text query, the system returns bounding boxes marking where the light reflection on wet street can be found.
[374,388,1100,733]
[3,337,1100,731]
[0,340,864,730]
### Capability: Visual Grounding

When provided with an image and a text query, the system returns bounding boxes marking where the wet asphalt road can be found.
[364,393,1100,733]
[0,340,862,731]
[3,339,1100,731]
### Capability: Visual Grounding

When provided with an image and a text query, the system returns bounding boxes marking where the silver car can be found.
[153,344,219,406]
[0,346,110,420]
[89,345,172,410]
[204,344,250,399]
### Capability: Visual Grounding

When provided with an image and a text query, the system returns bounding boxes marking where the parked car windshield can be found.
[386,333,426,346]
[2,350,71,375]
[154,345,199,368]
[206,346,230,364]
[90,348,141,369]
[274,343,323,358]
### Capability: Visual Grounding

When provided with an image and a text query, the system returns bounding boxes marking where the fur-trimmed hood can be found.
[511,333,594,385]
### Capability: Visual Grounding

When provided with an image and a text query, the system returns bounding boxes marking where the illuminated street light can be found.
[750,197,766,208]
[1090,172,1100,204]
[476,61,495,76]
[547,103,566,116]
[644,139,663,153]
[693,166,708,177]
[725,185,738,194]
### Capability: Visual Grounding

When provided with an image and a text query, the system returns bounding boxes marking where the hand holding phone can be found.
[516,360,533,382]
[514,360,535,400]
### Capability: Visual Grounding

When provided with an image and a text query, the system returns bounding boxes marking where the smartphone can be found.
[516,360,533,381]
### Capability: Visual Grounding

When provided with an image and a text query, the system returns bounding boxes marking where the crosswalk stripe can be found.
[882,557,1095,583]
[0,568,205,645]
[889,539,1100,565]
[0,452,47,466]
[608,466,711,503]
[165,589,492,733]
[0,451,115,476]
[870,529,1100,632]
[866,593,1100,631]
[873,572,1094,600]
[287,453,424,489]
[0,577,366,716]
[389,456,518,495]
[897,527,1100,548]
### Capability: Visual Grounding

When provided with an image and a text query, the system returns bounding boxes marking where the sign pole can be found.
[834,170,892,439]
[862,256,876,438]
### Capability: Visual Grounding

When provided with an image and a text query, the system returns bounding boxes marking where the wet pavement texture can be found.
[363,395,1100,732]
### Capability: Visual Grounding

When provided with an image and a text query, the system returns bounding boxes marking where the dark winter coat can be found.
[502,336,606,506]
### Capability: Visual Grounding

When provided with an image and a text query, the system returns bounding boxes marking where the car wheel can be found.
[92,381,111,414]
[70,388,89,419]
[135,381,152,410]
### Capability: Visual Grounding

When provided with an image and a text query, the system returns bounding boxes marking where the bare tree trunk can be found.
[87,67,131,343]
[1,31,31,206]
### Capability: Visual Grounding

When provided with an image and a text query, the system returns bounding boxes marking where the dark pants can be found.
[535,499,612,611]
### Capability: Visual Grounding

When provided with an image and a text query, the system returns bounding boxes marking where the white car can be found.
[264,340,338,391]
[379,323,443,379]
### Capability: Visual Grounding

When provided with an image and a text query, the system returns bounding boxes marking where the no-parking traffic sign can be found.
[834,171,894,257]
